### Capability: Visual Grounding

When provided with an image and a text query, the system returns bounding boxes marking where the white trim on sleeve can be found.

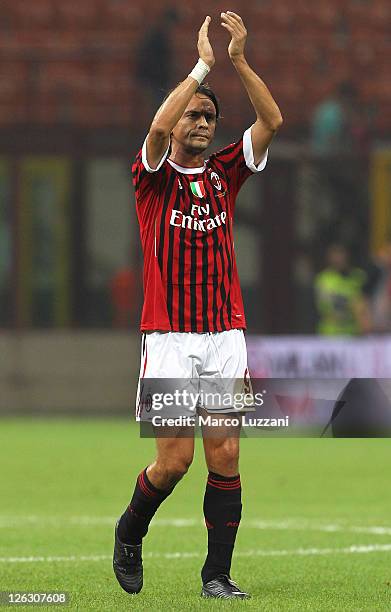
[243,127,268,173]
[141,137,170,173]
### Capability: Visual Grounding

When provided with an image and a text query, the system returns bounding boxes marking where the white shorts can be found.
[135,329,254,422]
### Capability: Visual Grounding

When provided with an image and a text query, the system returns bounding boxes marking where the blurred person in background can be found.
[109,266,138,328]
[0,219,11,325]
[314,244,370,335]
[311,82,369,154]
[136,7,180,109]
[114,12,282,600]
[365,243,391,333]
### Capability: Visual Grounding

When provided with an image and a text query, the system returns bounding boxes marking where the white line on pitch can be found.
[1,544,391,564]
[1,516,391,535]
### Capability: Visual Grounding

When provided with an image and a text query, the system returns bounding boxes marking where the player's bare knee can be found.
[207,439,239,475]
[176,460,192,480]
[156,455,192,486]
[164,460,191,485]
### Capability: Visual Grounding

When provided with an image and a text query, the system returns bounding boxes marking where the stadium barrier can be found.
[2,333,391,415]
[247,335,391,378]
[0,331,141,415]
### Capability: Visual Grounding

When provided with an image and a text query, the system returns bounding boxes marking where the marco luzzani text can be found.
[151,415,290,428]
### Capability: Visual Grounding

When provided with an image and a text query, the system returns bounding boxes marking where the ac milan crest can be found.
[210,171,222,191]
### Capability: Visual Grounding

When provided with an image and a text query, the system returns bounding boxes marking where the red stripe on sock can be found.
[207,480,241,490]
[208,475,240,482]
[137,474,149,497]
[139,478,154,499]
[208,477,241,488]
[140,472,157,497]
[138,471,157,498]
[208,480,240,487]
[208,482,241,488]
[208,477,240,484]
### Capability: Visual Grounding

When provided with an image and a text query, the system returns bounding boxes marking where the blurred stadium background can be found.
[1,3,391,609]
[1,0,391,412]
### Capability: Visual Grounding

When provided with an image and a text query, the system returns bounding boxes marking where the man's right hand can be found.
[198,16,215,68]
[145,16,215,170]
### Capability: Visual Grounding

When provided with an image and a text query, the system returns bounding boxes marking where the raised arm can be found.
[145,16,215,169]
[221,11,283,165]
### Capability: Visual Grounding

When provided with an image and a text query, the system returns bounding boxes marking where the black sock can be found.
[118,467,175,545]
[201,471,242,584]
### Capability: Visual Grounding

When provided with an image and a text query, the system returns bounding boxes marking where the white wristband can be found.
[189,58,210,85]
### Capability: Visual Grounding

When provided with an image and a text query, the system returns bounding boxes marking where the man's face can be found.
[327,245,349,272]
[171,94,217,155]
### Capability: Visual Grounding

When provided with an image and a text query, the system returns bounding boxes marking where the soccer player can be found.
[113,12,282,599]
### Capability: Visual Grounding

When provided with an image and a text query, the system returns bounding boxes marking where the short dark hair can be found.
[195,83,220,120]
[162,82,220,120]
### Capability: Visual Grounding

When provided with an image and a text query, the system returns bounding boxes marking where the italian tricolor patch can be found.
[190,180,206,199]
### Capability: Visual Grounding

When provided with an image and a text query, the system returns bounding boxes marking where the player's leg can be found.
[118,428,194,545]
[114,329,199,593]
[118,328,196,544]
[196,329,250,597]
[200,414,249,598]
[113,427,194,594]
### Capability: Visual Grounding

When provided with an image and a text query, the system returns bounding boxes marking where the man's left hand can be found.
[221,11,247,60]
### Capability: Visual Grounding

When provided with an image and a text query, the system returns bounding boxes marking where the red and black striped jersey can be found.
[132,127,268,332]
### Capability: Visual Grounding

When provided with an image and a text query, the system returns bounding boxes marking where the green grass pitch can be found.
[1,418,391,611]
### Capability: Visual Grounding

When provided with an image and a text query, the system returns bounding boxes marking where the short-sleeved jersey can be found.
[132,127,268,333]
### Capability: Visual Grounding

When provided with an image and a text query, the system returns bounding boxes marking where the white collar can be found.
[168,159,208,174]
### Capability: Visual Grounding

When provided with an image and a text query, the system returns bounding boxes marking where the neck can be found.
[169,146,205,169]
